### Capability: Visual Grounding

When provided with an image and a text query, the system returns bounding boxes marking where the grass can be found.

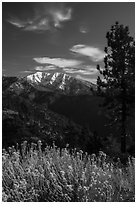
[2,141,135,202]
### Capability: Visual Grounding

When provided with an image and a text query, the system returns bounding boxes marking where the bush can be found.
[2,141,135,202]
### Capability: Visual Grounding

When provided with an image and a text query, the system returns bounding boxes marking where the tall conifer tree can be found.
[97,22,135,153]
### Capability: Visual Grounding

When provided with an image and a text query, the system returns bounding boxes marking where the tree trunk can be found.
[121,77,127,153]
[121,127,126,153]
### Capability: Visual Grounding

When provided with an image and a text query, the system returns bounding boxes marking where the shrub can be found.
[2,141,135,202]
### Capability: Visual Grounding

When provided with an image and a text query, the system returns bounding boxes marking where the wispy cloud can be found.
[33,56,99,78]
[70,44,105,62]
[75,75,97,84]
[20,70,34,74]
[7,18,26,28]
[7,16,50,32]
[7,3,72,32]
[33,57,82,68]
[49,7,72,28]
[34,65,57,71]
[63,66,98,75]
[79,25,89,34]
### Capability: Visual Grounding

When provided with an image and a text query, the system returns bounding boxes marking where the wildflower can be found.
[89,183,93,188]
[8,147,12,154]
[50,172,56,182]
[77,185,82,191]
[60,170,65,177]
[68,165,73,173]
[81,171,86,182]
[2,192,8,202]
[91,154,96,162]
[38,165,44,174]
[66,184,73,191]
[83,186,89,192]
[108,174,112,179]
[57,185,62,192]
[13,182,19,189]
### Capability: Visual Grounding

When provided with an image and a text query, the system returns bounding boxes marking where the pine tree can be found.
[97,22,135,153]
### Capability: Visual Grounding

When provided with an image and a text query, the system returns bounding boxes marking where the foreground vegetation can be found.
[2,141,135,202]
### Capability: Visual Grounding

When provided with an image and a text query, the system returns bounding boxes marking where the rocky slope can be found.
[2,74,99,153]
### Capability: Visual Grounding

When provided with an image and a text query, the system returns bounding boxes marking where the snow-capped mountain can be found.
[27,72,71,89]
[26,71,96,95]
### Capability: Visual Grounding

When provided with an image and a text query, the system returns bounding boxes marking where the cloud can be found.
[75,75,97,84]
[33,57,82,68]
[34,65,57,71]
[79,25,89,34]
[7,16,50,32]
[70,44,105,62]
[7,3,72,32]
[62,68,76,74]
[33,56,98,76]
[63,67,98,75]
[24,18,50,31]
[49,7,72,28]
[7,18,26,28]
[20,70,34,74]
[82,65,99,74]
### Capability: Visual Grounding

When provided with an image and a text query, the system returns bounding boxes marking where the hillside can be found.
[2,74,101,153]
[2,73,134,155]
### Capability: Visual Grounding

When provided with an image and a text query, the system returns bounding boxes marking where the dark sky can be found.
[2,2,135,83]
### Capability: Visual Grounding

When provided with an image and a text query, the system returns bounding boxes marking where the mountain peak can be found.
[26,71,94,95]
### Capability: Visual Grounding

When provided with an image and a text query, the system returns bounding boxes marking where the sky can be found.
[2,2,135,83]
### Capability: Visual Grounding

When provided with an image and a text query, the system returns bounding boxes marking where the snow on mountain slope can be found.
[26,71,94,95]
[3,72,96,96]
[27,72,71,89]
[27,72,51,84]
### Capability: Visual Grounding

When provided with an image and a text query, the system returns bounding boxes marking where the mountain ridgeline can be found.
[26,71,96,94]
[2,72,134,155]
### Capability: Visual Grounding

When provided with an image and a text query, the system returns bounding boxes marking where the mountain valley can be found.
[2,72,134,155]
